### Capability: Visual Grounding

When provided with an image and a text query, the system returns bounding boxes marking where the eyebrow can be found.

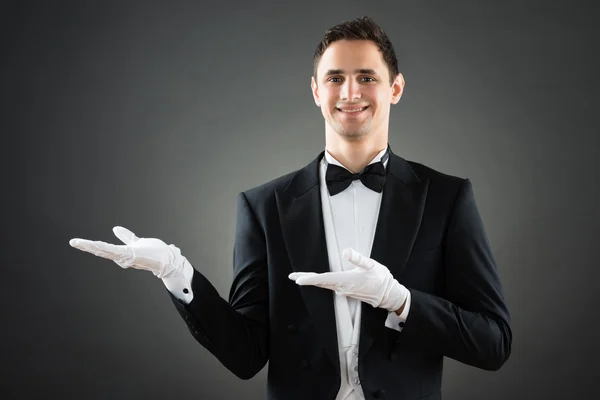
[323,69,380,77]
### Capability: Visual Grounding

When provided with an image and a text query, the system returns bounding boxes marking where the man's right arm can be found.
[166,192,270,380]
[69,193,270,380]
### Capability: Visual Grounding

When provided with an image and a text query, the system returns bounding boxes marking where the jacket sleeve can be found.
[400,178,512,371]
[168,191,269,379]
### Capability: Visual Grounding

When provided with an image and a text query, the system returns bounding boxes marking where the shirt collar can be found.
[323,146,389,172]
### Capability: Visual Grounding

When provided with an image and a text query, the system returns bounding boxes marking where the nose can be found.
[340,79,361,101]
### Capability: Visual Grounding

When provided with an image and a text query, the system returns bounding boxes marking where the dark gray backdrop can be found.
[5,0,600,399]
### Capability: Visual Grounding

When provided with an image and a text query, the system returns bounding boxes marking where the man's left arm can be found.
[289,178,511,369]
[399,178,512,371]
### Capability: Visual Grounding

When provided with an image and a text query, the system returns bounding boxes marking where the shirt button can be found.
[354,377,360,385]
[353,365,358,371]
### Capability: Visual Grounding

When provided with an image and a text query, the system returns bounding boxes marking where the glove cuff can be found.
[380,277,409,312]
[156,245,187,279]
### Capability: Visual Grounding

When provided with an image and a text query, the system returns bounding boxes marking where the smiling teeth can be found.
[340,107,366,112]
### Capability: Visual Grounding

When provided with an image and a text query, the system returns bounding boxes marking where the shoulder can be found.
[407,159,465,184]
[235,167,304,214]
[404,159,473,201]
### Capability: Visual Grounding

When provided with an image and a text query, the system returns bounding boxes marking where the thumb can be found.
[343,248,375,270]
[113,226,140,245]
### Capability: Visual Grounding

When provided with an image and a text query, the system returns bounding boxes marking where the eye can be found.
[327,77,343,83]
[360,76,376,82]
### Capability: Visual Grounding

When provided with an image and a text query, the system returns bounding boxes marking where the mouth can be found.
[336,106,369,114]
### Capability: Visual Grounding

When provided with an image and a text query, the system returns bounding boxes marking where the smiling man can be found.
[312,39,403,169]
[70,16,512,400]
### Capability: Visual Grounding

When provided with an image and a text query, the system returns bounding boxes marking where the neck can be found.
[325,134,388,173]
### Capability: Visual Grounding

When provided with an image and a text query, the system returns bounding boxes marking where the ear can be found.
[311,76,321,107]
[390,73,405,105]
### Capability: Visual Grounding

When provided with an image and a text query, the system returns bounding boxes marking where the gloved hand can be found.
[288,248,408,312]
[69,226,189,279]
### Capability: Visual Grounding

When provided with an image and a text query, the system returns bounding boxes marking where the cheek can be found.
[360,88,379,103]
[372,93,391,112]
[322,91,338,106]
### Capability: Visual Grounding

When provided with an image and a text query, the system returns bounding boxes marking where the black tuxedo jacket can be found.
[170,147,512,400]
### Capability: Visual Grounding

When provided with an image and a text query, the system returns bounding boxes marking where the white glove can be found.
[288,248,408,312]
[69,226,189,279]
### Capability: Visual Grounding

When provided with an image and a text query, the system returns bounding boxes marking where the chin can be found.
[339,123,371,136]
[337,130,371,141]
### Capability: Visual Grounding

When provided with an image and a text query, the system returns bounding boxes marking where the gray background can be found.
[4,0,600,398]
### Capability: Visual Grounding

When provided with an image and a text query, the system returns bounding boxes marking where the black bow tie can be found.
[325,150,389,196]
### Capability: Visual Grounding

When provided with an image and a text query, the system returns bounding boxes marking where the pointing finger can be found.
[288,272,317,281]
[293,271,357,287]
[69,238,131,262]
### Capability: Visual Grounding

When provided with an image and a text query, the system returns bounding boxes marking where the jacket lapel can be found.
[359,147,430,360]
[275,151,341,376]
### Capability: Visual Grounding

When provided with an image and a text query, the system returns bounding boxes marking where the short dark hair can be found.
[313,16,399,85]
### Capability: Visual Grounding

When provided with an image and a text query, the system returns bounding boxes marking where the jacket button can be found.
[287,324,297,333]
[389,351,398,361]
[373,389,386,398]
[300,359,310,369]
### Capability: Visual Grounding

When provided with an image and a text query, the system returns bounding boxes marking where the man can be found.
[70,16,511,400]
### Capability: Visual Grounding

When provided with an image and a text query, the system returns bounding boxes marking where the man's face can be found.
[311,40,404,142]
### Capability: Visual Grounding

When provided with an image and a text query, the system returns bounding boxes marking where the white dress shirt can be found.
[164,148,411,399]
[320,148,410,400]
